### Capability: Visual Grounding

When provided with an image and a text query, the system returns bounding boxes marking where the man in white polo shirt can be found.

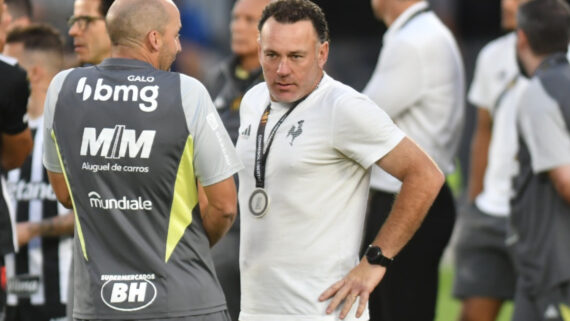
[361,0,465,320]
[236,0,445,320]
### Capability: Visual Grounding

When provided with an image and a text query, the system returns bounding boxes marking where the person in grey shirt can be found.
[510,0,570,320]
[43,0,242,320]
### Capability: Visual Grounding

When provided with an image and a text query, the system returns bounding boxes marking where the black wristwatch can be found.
[364,245,393,267]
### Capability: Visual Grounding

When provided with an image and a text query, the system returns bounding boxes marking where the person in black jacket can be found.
[0,0,32,317]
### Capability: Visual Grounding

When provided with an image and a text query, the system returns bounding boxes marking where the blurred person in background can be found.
[205,0,268,320]
[0,0,32,318]
[5,0,32,29]
[452,1,526,321]
[3,23,73,321]
[510,0,570,319]
[361,0,465,320]
[0,0,10,48]
[68,0,113,65]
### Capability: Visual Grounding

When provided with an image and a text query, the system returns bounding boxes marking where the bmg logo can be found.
[76,77,159,112]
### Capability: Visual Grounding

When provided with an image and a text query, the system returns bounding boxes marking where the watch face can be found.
[366,245,382,261]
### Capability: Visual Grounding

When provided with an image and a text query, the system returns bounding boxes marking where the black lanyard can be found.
[254,100,302,188]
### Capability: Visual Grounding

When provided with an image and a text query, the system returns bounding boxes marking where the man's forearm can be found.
[200,177,238,247]
[372,165,444,258]
[201,205,236,247]
[18,212,74,247]
[467,108,492,202]
[38,212,74,237]
[550,165,570,204]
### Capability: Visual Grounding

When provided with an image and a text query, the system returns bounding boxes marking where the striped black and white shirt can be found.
[5,115,72,318]
[0,55,30,257]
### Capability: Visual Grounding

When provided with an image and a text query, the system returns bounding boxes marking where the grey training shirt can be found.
[43,58,242,319]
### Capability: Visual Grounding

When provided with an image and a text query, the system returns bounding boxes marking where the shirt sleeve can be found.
[517,80,570,173]
[180,75,244,186]
[467,45,494,110]
[362,39,423,119]
[43,70,72,173]
[0,65,29,135]
[332,93,405,169]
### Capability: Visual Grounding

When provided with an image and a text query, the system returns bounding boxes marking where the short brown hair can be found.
[258,0,329,43]
[518,0,570,55]
[6,23,63,55]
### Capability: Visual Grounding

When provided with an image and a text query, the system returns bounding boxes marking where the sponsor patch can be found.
[100,274,157,312]
[7,275,40,297]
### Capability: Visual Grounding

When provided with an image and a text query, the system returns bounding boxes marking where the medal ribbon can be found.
[254,100,303,188]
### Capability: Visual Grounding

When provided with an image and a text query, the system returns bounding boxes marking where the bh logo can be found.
[76,77,159,112]
[101,279,157,311]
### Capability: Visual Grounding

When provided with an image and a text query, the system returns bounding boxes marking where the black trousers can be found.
[360,183,456,321]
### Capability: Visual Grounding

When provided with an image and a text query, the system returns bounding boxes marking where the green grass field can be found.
[435,265,513,321]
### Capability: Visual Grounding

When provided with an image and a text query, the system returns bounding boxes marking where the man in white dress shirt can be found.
[362,0,465,320]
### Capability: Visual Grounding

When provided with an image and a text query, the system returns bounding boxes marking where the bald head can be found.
[106,0,174,47]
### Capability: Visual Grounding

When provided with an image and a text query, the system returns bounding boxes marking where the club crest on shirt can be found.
[286,120,304,146]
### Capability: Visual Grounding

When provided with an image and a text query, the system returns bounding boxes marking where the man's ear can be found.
[147,30,162,52]
[28,64,43,84]
[257,37,263,64]
[516,28,528,51]
[318,41,329,69]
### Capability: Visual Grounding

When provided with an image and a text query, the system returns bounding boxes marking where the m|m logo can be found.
[80,125,156,159]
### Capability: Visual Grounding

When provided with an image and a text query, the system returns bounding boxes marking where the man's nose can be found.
[276,58,290,75]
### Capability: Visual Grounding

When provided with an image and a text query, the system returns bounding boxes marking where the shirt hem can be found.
[73,303,226,320]
[239,311,369,321]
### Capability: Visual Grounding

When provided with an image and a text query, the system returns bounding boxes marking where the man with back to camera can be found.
[452,1,525,320]
[205,0,269,319]
[361,0,465,319]
[68,0,113,65]
[44,0,243,320]
[3,24,74,321]
[510,0,570,320]
[0,0,32,317]
[236,0,445,320]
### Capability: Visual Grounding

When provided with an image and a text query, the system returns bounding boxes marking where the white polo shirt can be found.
[236,74,405,321]
[469,32,528,217]
[363,1,465,193]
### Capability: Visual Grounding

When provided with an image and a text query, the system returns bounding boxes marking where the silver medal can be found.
[248,188,270,218]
